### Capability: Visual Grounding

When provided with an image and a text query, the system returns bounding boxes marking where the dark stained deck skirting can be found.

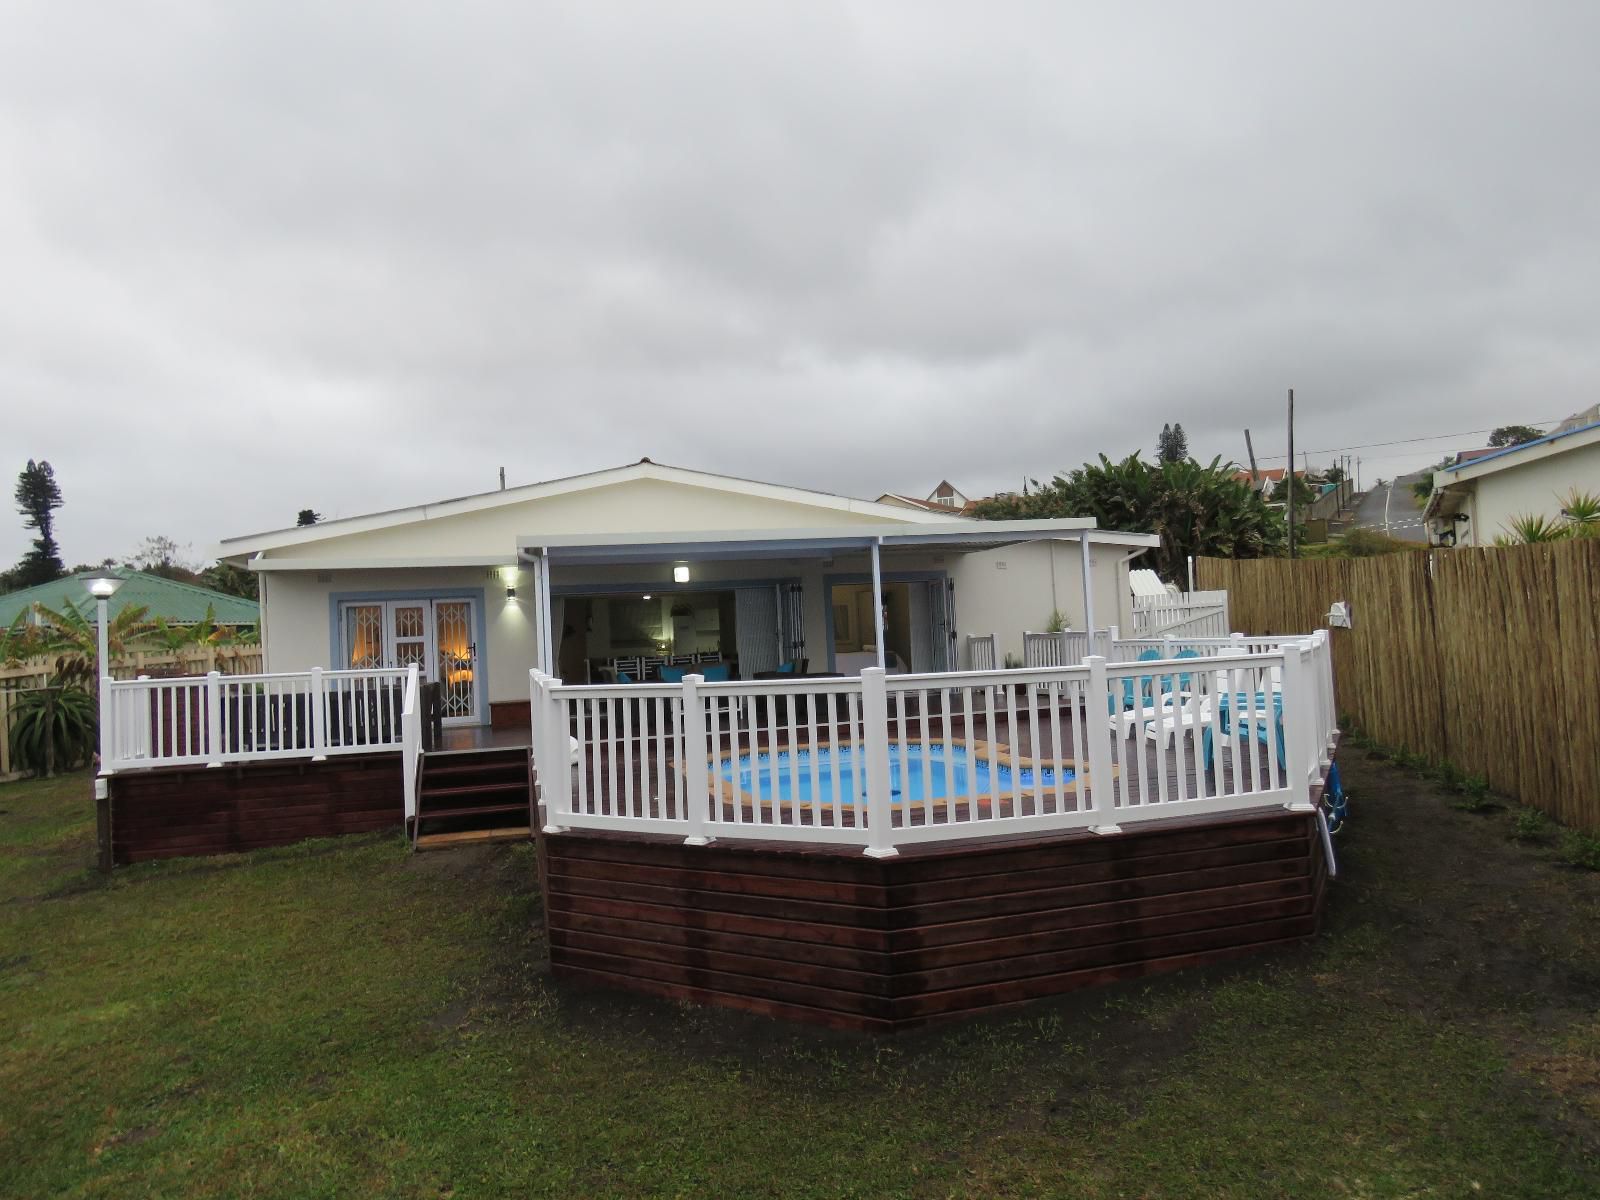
[106,754,403,865]
[541,806,1330,1032]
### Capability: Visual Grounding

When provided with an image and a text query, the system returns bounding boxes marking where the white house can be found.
[1424,419,1600,546]
[219,460,1157,730]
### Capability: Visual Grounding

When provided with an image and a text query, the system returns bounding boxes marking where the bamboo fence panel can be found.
[1433,543,1600,829]
[1199,540,1600,832]
[1198,552,1446,760]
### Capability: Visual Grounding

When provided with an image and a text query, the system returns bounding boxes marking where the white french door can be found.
[340,598,482,725]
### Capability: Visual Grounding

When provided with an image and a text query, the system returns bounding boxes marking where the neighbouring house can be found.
[1230,467,1305,496]
[219,460,1157,731]
[1424,419,1600,546]
[876,479,991,514]
[0,567,259,632]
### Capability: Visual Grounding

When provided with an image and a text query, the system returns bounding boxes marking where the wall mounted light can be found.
[673,564,691,584]
[642,593,652,600]
[505,583,517,599]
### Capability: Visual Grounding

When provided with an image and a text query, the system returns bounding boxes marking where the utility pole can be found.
[1286,389,1296,559]
[1355,456,1362,492]
[1244,429,1260,484]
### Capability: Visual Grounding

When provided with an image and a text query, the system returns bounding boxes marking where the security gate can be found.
[339,597,481,724]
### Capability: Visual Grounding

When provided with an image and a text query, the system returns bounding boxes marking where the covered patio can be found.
[516,519,1158,685]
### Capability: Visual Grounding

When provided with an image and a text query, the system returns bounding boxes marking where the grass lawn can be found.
[3,755,1599,1198]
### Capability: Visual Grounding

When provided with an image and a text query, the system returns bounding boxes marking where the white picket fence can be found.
[966,634,997,671]
[530,632,1337,858]
[1132,591,1231,638]
[1023,629,1114,670]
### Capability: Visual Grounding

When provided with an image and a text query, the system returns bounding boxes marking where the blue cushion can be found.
[659,666,686,683]
[777,661,797,674]
[701,663,731,682]
[616,670,633,684]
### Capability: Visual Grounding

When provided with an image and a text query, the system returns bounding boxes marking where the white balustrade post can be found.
[860,667,898,858]
[95,594,114,774]
[1085,656,1121,834]
[204,671,223,767]
[681,674,713,846]
[536,674,571,834]
[136,674,152,761]
[309,666,328,761]
[1279,644,1315,811]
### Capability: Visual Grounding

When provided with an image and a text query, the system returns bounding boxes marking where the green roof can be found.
[0,569,259,628]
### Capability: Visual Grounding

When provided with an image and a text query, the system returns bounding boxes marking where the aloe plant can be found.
[1495,490,1600,544]
[8,685,96,777]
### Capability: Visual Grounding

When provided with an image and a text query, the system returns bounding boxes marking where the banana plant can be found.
[28,599,158,683]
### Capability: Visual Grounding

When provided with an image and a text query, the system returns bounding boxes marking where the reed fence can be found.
[1198,540,1600,831]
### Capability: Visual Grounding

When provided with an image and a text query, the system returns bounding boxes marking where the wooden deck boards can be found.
[541,803,1329,1032]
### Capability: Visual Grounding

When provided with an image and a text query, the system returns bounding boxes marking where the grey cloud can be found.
[2,1,1598,563]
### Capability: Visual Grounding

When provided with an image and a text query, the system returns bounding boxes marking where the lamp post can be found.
[84,574,124,772]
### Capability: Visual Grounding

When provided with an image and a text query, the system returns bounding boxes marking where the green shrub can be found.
[7,685,97,776]
[1557,831,1600,872]
[1512,807,1552,841]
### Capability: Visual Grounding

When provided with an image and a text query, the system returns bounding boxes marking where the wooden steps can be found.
[416,826,533,851]
[412,746,532,849]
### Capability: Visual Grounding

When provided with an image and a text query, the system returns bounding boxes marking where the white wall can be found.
[1461,442,1600,545]
[259,477,909,562]
[948,540,1136,666]
[261,566,538,707]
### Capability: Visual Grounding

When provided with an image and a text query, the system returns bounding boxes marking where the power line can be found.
[1252,419,1563,462]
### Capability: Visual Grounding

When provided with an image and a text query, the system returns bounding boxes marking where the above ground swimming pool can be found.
[716,742,1075,806]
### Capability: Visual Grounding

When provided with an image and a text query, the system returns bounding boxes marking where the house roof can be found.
[519,519,1159,567]
[876,492,967,513]
[1440,419,1600,478]
[0,568,260,628]
[1230,468,1303,485]
[1424,419,1600,521]
[222,459,956,562]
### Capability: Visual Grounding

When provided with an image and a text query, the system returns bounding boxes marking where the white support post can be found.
[204,671,223,767]
[681,674,713,846]
[1280,642,1315,811]
[532,554,555,676]
[1084,655,1120,834]
[538,673,571,833]
[95,596,114,774]
[859,667,898,858]
[870,538,886,672]
[309,667,328,761]
[1078,532,1096,652]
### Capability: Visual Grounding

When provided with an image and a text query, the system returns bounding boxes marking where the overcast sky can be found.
[3,1,1598,568]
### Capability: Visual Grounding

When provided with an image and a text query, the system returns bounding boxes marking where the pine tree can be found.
[1156,423,1189,464]
[11,460,66,588]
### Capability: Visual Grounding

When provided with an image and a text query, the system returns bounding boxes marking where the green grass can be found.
[3,765,1599,1198]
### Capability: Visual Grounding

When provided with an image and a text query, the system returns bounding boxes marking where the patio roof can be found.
[517,519,1157,566]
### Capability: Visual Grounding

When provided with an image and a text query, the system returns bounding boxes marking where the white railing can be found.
[1132,591,1231,638]
[1023,629,1114,671]
[103,666,412,771]
[531,631,1338,857]
[966,634,997,671]
[400,665,422,821]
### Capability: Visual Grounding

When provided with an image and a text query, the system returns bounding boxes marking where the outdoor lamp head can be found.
[85,575,123,600]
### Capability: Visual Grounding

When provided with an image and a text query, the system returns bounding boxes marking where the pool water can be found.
[718,743,1074,806]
